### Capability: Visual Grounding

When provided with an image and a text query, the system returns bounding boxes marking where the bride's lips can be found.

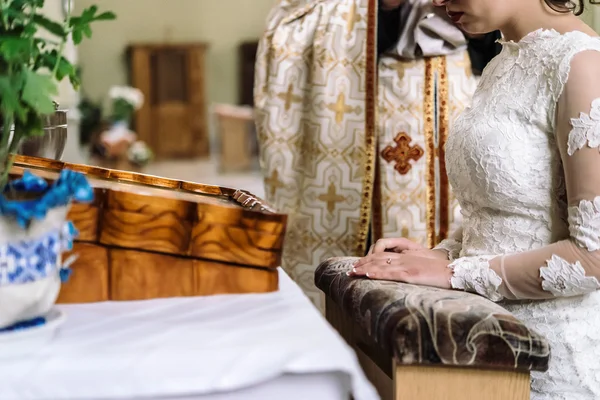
[447,11,464,23]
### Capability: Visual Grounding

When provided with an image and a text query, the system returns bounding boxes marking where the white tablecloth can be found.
[0,269,379,400]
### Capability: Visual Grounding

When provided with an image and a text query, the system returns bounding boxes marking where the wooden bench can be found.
[315,257,550,400]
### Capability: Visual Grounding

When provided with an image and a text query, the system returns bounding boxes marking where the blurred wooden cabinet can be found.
[127,43,209,159]
[238,41,259,106]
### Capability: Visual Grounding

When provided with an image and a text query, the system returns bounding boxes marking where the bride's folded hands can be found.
[350,238,453,289]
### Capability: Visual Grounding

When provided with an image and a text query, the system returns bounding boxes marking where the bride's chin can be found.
[460,23,489,36]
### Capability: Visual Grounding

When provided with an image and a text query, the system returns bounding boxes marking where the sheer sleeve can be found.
[433,226,463,261]
[447,49,600,302]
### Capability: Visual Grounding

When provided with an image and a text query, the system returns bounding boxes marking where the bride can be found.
[349,0,600,398]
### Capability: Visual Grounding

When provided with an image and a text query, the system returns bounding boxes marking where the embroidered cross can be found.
[326,93,356,124]
[264,169,285,198]
[342,2,362,37]
[276,84,303,111]
[381,132,424,175]
[392,60,417,81]
[318,182,346,214]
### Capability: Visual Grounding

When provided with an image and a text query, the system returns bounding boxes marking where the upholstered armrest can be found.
[315,257,550,372]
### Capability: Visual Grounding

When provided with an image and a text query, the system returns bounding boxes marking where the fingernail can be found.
[366,272,371,278]
[352,267,357,273]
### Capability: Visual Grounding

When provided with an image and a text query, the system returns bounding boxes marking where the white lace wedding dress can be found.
[434,29,600,399]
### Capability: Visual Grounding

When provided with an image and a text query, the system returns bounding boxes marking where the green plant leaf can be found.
[1,6,30,25]
[37,50,76,82]
[56,57,76,82]
[68,6,116,45]
[82,5,98,20]
[15,110,44,138]
[71,28,83,44]
[83,24,92,38]
[69,16,82,26]
[0,77,21,115]
[69,72,80,90]
[23,23,37,37]
[95,11,116,21]
[21,70,58,116]
[10,0,44,9]
[0,36,33,63]
[111,98,136,123]
[0,73,27,122]
[32,14,66,37]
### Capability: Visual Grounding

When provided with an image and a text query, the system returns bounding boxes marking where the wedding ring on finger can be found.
[386,258,392,264]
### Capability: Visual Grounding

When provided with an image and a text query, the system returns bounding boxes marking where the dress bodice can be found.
[442,28,600,399]
[447,29,600,257]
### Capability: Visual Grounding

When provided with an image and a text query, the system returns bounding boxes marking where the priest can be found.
[254,0,500,309]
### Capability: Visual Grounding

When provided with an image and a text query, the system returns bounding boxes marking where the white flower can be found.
[109,86,144,109]
[567,98,600,155]
[540,255,600,297]
[448,256,503,302]
[568,196,600,251]
[128,141,153,165]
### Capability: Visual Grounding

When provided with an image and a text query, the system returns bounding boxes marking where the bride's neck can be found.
[499,10,581,42]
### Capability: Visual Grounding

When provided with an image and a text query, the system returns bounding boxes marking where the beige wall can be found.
[75,0,276,106]
[580,5,599,31]
[75,1,600,107]
[591,5,600,32]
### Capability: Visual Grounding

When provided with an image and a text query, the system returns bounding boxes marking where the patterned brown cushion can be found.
[315,257,550,372]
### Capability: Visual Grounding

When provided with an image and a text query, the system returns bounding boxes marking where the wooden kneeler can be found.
[316,257,550,400]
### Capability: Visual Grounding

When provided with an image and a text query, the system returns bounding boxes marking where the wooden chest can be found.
[11,155,286,303]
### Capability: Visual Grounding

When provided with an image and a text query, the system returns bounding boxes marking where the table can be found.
[0,269,378,400]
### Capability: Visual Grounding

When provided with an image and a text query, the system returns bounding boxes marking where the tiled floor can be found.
[144,157,266,199]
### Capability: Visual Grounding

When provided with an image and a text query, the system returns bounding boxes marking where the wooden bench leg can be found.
[354,345,394,400]
[393,364,530,400]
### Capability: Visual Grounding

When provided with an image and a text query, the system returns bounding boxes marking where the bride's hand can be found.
[349,253,453,289]
[368,238,448,260]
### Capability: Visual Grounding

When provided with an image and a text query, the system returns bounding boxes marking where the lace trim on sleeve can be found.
[540,254,600,297]
[568,196,600,251]
[567,97,600,156]
[448,256,504,302]
[433,238,461,260]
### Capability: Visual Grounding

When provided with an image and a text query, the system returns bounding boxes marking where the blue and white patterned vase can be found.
[0,170,93,330]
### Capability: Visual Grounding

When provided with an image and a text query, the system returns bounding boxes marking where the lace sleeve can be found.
[448,49,600,301]
[433,226,463,260]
